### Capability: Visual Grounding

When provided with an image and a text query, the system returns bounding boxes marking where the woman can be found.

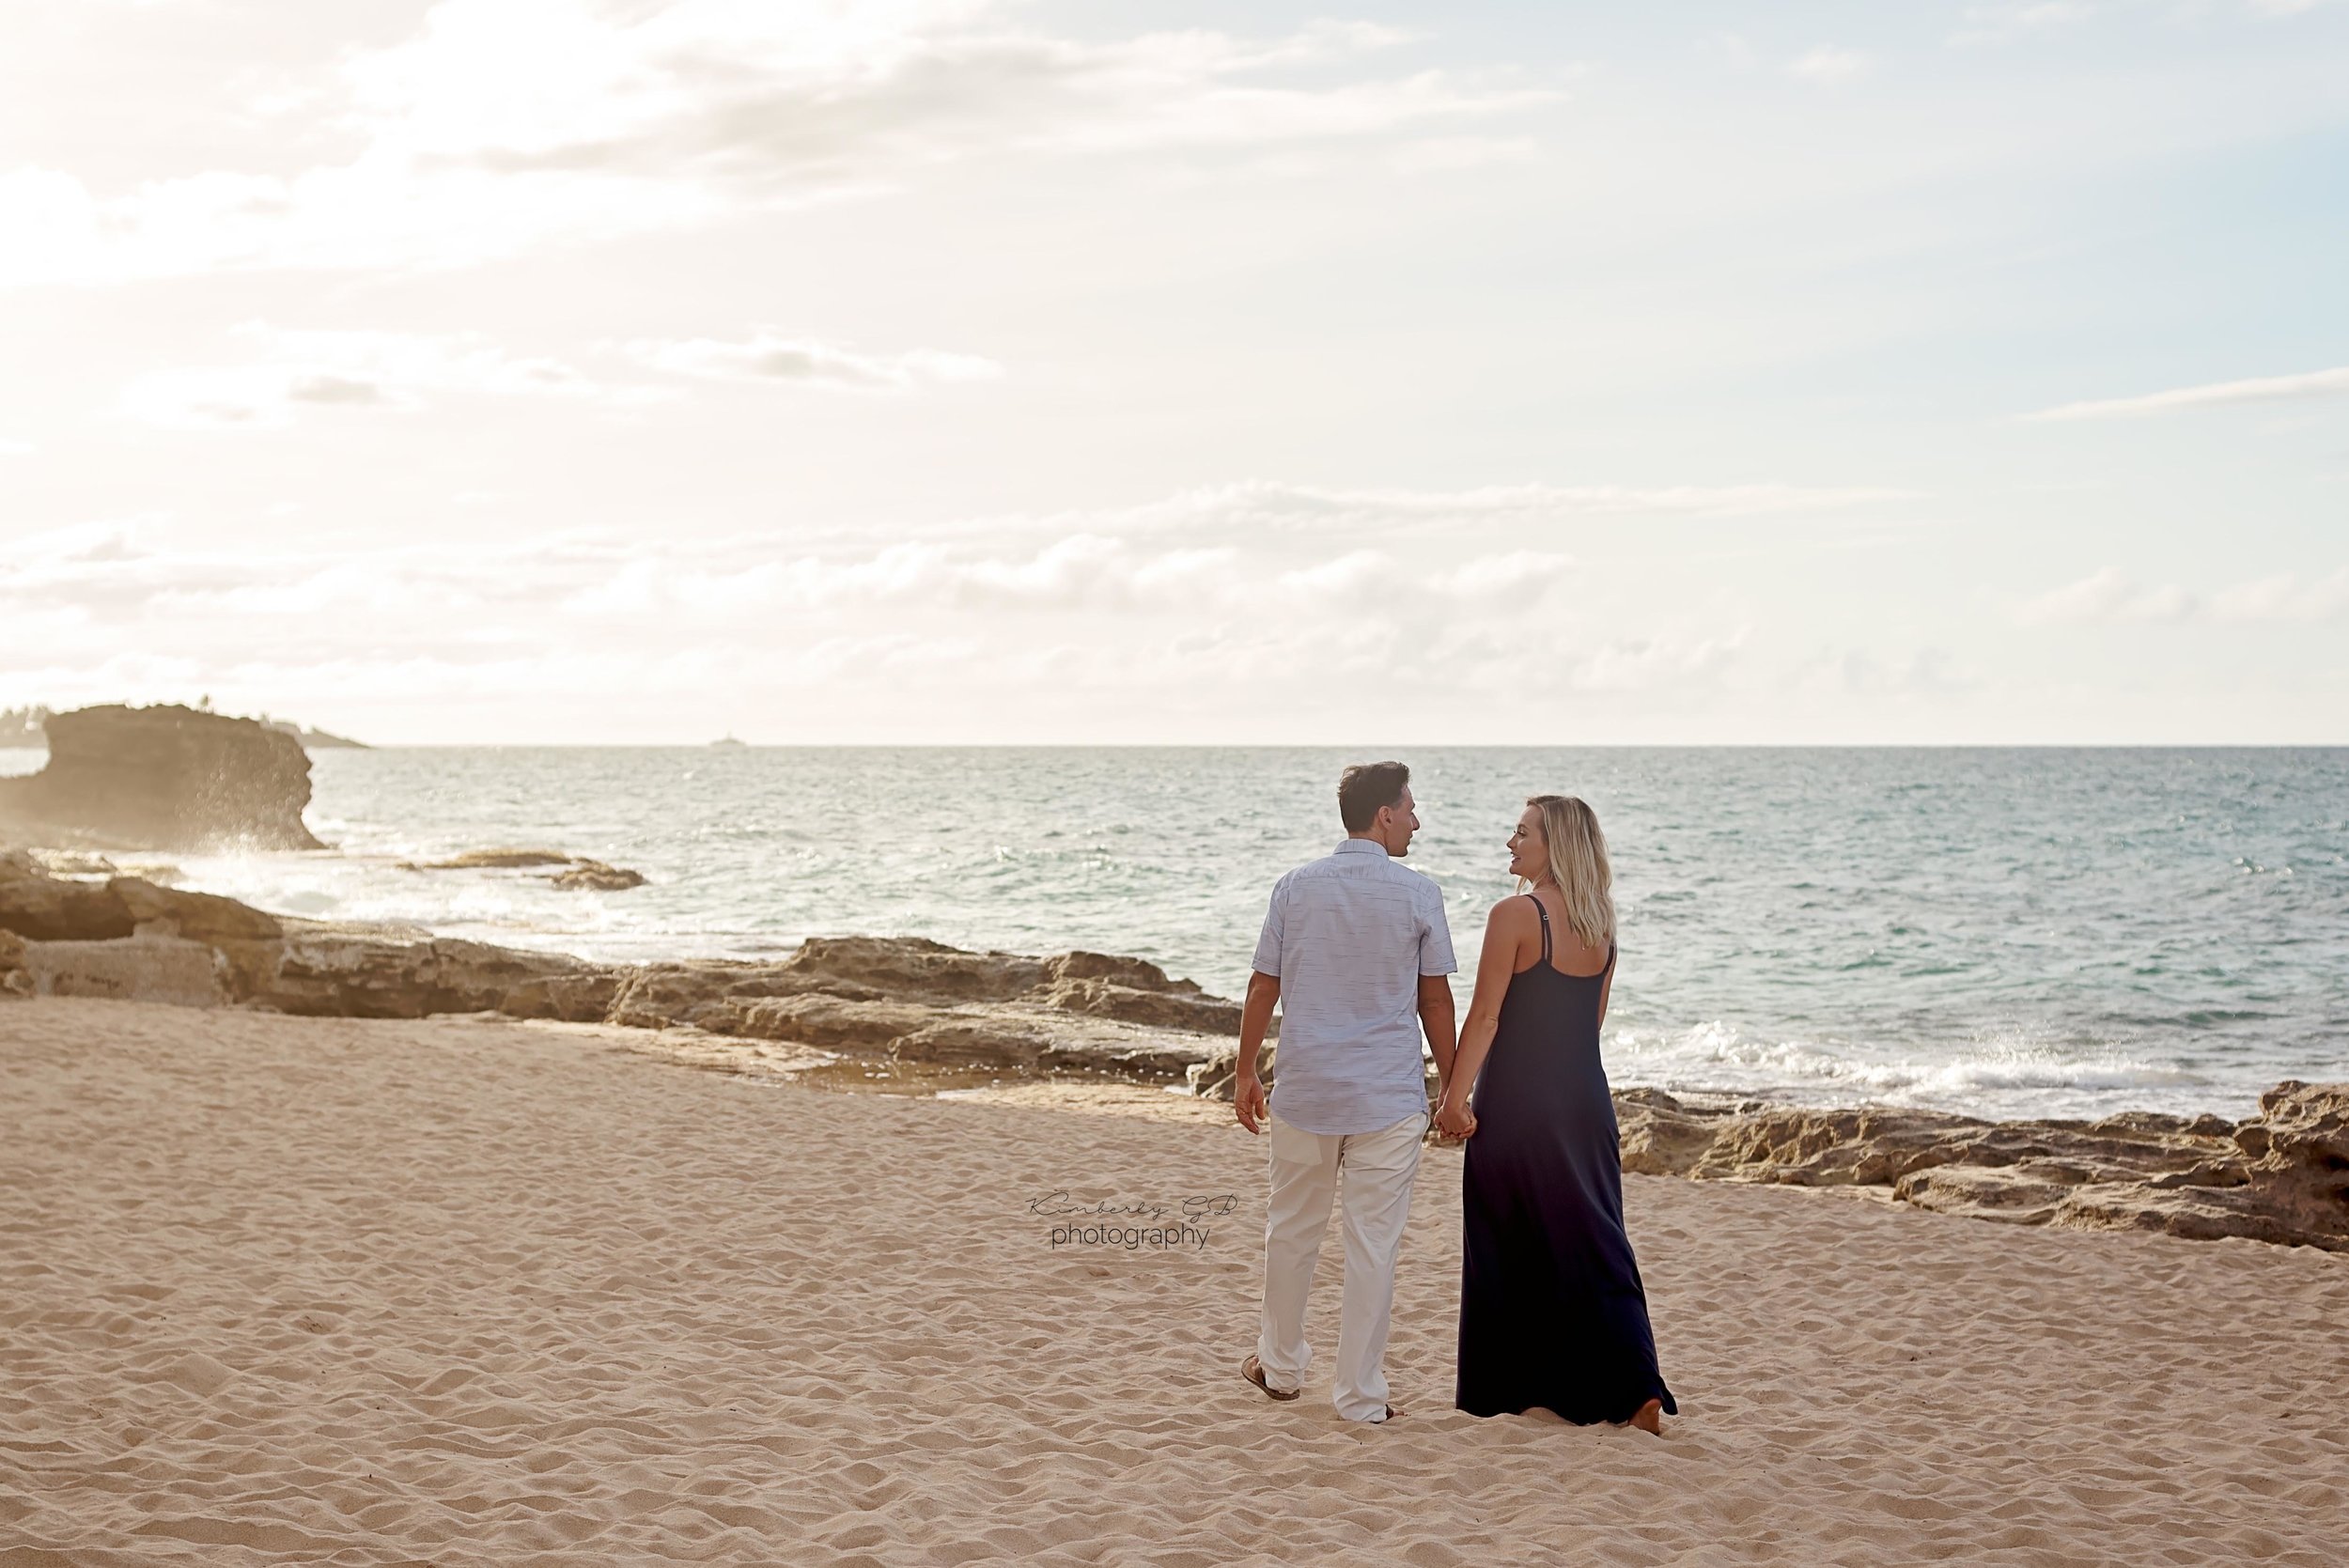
[1436,794,1676,1433]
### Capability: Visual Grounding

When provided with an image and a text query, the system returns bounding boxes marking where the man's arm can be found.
[1235,970,1279,1135]
[1417,884,1460,1106]
[1417,973,1457,1099]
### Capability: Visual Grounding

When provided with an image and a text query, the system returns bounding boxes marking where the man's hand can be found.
[1235,1069,1269,1135]
[1433,1093,1476,1139]
[1235,970,1280,1136]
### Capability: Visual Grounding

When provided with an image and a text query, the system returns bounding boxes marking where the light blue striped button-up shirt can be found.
[1252,837,1457,1136]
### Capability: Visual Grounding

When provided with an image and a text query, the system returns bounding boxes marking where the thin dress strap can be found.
[1524,893,1551,964]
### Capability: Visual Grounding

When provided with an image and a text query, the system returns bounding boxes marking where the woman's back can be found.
[1474,894,1617,1137]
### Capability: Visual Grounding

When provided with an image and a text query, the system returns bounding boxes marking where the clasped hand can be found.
[1433,1093,1476,1139]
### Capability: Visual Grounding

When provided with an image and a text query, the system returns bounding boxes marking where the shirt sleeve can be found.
[1250,878,1285,977]
[1418,882,1458,976]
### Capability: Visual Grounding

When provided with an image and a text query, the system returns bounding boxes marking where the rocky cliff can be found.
[0,705,324,850]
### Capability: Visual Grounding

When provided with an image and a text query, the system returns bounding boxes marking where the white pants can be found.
[1253,1108,1429,1422]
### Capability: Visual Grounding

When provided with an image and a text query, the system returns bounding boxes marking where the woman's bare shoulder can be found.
[1483,893,1536,928]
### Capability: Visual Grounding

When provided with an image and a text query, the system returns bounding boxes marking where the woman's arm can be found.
[1436,899,1531,1134]
[1597,948,1615,1032]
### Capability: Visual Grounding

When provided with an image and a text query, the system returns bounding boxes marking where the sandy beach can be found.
[5,996,2346,1567]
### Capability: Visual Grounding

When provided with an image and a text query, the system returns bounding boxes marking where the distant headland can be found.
[0,703,366,752]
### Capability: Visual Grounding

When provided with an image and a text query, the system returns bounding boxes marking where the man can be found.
[1235,760,1459,1423]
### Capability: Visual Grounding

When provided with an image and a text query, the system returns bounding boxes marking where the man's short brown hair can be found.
[1338,761,1410,832]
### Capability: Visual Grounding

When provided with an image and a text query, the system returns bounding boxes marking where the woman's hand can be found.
[1434,1093,1477,1139]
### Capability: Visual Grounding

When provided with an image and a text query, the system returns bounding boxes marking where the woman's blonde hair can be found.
[1521,794,1615,952]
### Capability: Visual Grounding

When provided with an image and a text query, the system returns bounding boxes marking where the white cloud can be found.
[1002,479,1918,548]
[0,3,1549,288]
[0,475,1766,730]
[2208,569,2349,622]
[0,435,32,458]
[118,321,670,429]
[2029,365,2349,420]
[1788,46,1870,83]
[1571,629,1746,692]
[2016,567,2193,624]
[620,330,1003,389]
[2017,567,2349,625]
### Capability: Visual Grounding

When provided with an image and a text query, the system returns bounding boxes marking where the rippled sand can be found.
[5,997,2345,1566]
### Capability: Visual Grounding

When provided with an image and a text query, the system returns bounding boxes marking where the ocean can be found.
[7,745,2342,1124]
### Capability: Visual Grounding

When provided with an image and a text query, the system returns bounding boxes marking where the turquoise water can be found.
[16,745,2345,1123]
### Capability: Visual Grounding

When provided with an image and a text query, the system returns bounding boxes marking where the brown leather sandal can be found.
[1241,1355,1300,1402]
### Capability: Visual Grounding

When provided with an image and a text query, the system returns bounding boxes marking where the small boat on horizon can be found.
[709,734,748,749]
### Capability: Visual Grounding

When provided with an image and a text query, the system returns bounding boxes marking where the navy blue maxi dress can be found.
[1455,896,1676,1423]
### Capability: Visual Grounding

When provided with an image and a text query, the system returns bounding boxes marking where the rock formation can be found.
[549,861,646,892]
[1600,1088,2349,1252]
[406,848,573,869]
[1186,1044,2349,1253]
[0,705,323,851]
[7,848,2339,1253]
[0,927,31,998]
[400,847,647,892]
[0,855,1233,1077]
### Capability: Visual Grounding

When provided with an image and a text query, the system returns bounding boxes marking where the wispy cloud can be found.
[0,435,32,458]
[2029,365,2349,420]
[1,3,1549,288]
[0,474,1823,729]
[619,331,1003,389]
[117,322,668,429]
[2017,567,2349,624]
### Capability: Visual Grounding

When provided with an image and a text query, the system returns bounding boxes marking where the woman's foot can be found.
[1627,1398,1664,1436]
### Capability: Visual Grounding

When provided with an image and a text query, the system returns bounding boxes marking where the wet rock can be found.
[0,928,31,999]
[402,847,648,890]
[548,860,646,892]
[0,705,323,851]
[406,848,575,870]
[1,850,137,941]
[1034,977,1240,1034]
[1185,1041,1275,1100]
[112,877,283,944]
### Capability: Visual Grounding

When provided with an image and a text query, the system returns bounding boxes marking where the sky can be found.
[2,0,2345,745]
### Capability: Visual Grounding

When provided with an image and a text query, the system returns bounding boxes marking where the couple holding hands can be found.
[1233,761,1675,1432]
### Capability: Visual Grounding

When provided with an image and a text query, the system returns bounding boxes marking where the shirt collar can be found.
[1334,837,1391,857]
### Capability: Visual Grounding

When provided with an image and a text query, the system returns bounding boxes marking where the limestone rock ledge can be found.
[1184,1047,2348,1252]
[1606,1086,2349,1253]
[0,852,1237,1083]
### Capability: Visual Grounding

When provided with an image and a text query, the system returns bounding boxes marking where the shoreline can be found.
[6,847,2345,1253]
